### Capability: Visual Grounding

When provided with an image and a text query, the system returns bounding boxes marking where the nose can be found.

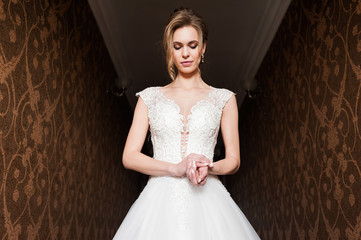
[182,47,189,58]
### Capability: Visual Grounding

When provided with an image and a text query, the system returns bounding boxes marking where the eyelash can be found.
[174,44,198,50]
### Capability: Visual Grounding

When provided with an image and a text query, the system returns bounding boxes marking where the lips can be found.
[181,61,193,67]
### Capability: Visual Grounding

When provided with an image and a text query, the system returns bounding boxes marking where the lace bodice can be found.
[136,87,234,164]
[115,87,261,240]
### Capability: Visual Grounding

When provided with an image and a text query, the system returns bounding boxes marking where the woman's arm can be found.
[122,97,186,177]
[209,95,240,175]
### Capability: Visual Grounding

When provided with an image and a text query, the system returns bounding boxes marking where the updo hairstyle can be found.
[163,7,208,80]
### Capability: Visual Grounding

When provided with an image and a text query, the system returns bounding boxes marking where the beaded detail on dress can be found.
[136,86,234,164]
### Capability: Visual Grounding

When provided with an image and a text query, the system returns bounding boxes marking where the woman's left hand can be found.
[185,153,213,185]
[197,166,208,185]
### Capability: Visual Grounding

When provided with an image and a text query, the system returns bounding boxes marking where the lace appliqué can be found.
[135,86,234,236]
[136,86,234,164]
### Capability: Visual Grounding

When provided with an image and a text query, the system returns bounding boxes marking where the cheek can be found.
[192,50,201,59]
[172,51,180,61]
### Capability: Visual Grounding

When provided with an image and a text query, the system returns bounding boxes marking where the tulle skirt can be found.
[113,175,260,240]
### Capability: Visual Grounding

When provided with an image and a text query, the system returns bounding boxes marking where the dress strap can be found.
[135,87,159,108]
[214,88,235,109]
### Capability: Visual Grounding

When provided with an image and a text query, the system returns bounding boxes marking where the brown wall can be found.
[0,0,139,239]
[227,0,361,239]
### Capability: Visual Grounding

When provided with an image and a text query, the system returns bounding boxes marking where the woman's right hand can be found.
[171,154,212,184]
[184,153,213,185]
[171,158,188,177]
[171,154,205,178]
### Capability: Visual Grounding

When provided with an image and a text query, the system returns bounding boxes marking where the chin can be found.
[178,67,198,75]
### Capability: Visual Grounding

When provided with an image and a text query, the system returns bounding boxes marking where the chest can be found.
[148,98,222,135]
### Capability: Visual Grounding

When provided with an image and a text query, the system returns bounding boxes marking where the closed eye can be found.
[173,41,199,50]
[189,44,198,49]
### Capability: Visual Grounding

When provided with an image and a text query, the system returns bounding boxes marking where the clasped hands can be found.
[182,153,213,186]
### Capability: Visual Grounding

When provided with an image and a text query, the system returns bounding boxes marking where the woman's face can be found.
[172,26,205,75]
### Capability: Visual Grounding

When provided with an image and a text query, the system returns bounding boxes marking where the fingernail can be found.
[209,162,213,167]
[198,178,201,183]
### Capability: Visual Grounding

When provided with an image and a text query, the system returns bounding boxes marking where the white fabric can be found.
[113,87,260,240]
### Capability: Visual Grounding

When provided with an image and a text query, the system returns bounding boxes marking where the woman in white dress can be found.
[113,8,260,240]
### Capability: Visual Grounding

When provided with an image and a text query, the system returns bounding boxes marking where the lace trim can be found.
[156,87,214,159]
[135,86,235,162]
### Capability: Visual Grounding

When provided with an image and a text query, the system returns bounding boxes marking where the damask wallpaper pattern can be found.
[0,0,139,239]
[227,0,361,239]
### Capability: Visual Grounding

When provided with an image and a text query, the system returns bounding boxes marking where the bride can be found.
[113,7,260,240]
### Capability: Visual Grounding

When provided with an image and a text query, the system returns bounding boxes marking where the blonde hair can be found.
[163,8,208,81]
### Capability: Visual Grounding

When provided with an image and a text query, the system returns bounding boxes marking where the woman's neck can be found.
[172,71,208,89]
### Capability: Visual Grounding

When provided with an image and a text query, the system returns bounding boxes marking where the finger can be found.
[200,176,208,185]
[187,171,194,184]
[186,158,199,168]
[187,161,192,170]
[199,160,213,168]
[186,164,193,180]
[191,157,213,167]
[200,175,208,185]
[190,168,198,185]
[196,161,210,167]
[186,167,196,184]
[197,167,208,183]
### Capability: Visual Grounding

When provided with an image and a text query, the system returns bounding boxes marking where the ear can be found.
[202,41,207,54]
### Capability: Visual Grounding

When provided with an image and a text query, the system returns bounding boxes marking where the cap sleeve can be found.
[217,88,235,109]
[135,87,157,108]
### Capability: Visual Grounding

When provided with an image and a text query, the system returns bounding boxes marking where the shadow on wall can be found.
[227,0,361,239]
[0,0,140,239]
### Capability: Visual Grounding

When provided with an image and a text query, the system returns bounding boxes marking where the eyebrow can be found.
[173,40,199,45]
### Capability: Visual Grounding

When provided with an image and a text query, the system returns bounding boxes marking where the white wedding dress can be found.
[113,87,260,240]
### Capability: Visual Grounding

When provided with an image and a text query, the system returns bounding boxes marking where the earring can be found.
[201,53,204,63]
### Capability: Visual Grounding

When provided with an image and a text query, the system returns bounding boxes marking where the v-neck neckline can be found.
[157,86,214,121]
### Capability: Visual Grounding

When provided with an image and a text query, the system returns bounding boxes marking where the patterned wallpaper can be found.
[227,0,361,239]
[0,0,139,239]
